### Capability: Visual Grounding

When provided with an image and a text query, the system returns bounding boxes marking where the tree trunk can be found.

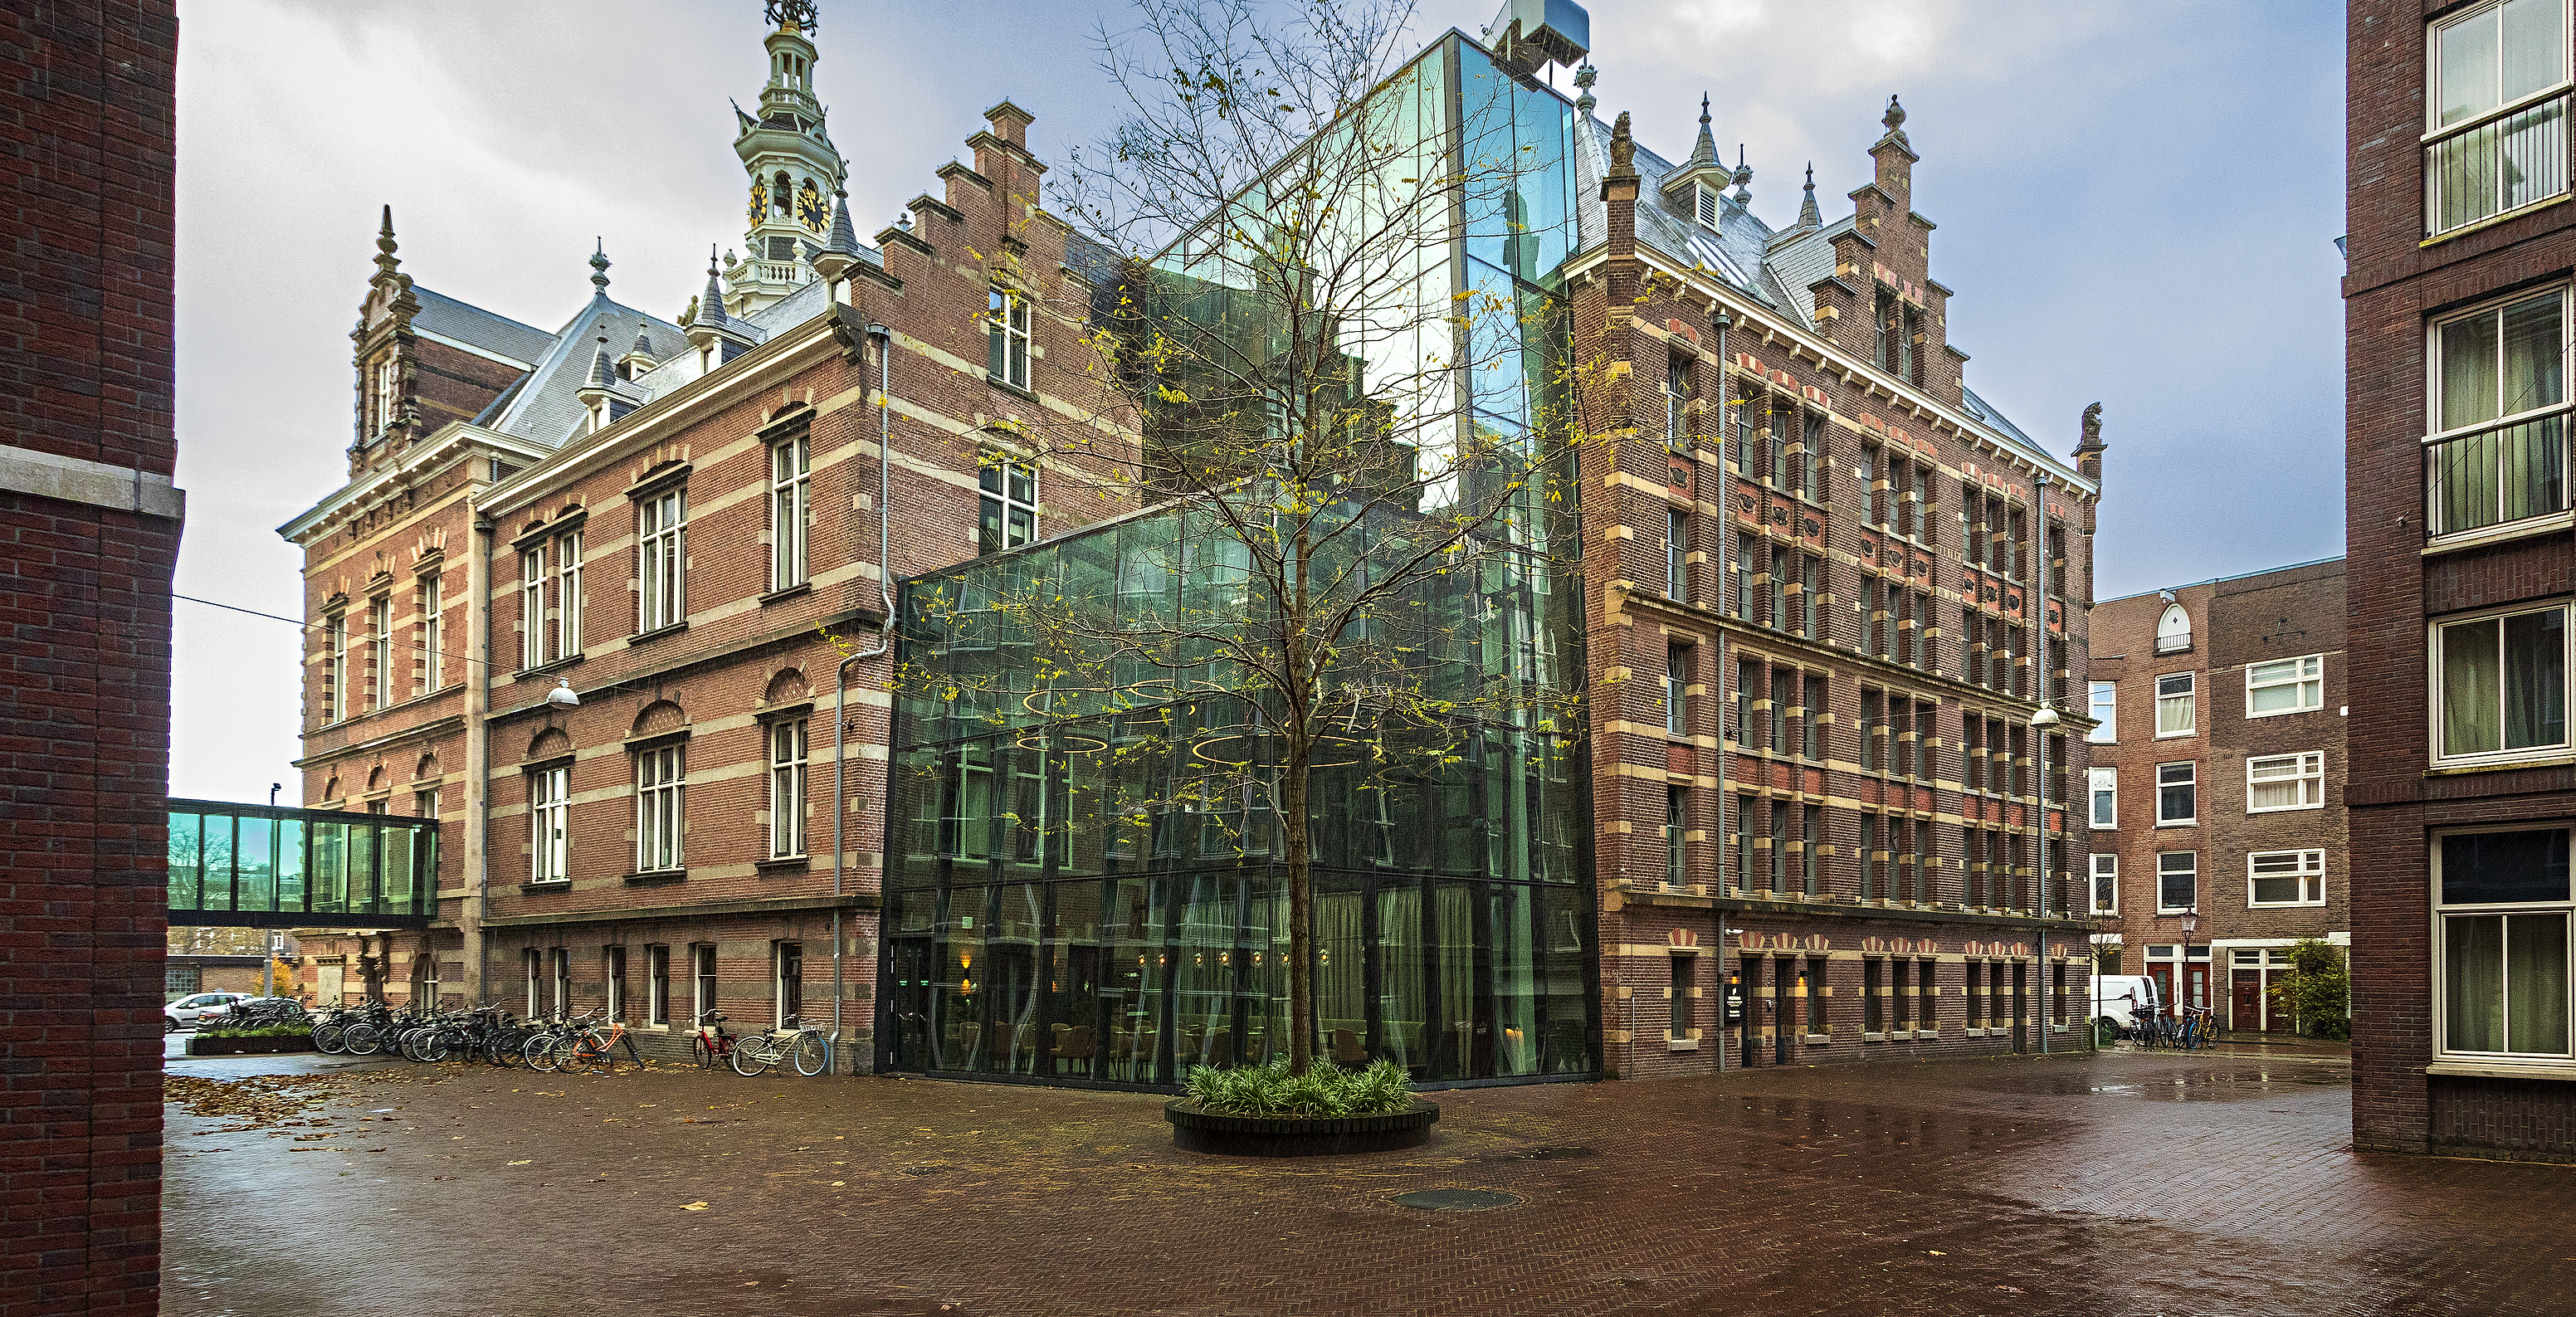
[1284,758,1315,1076]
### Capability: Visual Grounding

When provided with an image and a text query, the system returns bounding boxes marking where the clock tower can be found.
[725,0,842,317]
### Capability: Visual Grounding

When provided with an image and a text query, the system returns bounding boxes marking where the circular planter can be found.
[1165,1097,1439,1157]
[185,1034,319,1057]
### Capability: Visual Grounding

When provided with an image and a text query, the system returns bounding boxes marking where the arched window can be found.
[773,172,792,216]
[2154,603,2191,654]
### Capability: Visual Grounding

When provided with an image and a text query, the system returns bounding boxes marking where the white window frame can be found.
[2156,851,2198,915]
[324,612,346,724]
[2247,849,2327,907]
[2154,602,2191,654]
[2432,823,2574,1065]
[775,941,803,1030]
[2088,767,2117,830]
[637,489,685,634]
[369,596,393,710]
[635,744,685,874]
[2154,671,2196,738]
[2430,600,2573,767]
[1665,642,1688,738]
[2247,751,2327,813]
[988,287,1032,390]
[1695,183,1720,230]
[691,944,717,1026]
[1666,508,1686,599]
[604,945,626,1023]
[770,434,809,593]
[549,947,570,1017]
[978,452,1038,555]
[2089,854,2119,915]
[419,572,442,693]
[2087,680,2116,744]
[555,530,582,656]
[768,719,808,860]
[2424,288,2573,544]
[646,944,670,1027]
[529,764,569,883]
[524,949,540,1019]
[2425,0,2574,237]
[372,354,398,436]
[520,544,546,671]
[2246,653,2325,717]
[2155,761,2197,827]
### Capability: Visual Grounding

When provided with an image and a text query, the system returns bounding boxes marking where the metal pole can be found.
[830,321,897,1074]
[2034,470,2049,1055]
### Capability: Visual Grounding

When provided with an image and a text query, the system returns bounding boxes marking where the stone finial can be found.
[1573,62,1597,118]
[589,238,611,295]
[1731,146,1752,206]
[1609,111,1635,175]
[373,204,402,281]
[1883,94,1905,134]
[1798,163,1821,229]
[689,247,729,333]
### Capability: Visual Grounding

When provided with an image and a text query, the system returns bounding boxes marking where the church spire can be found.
[1797,163,1821,229]
[1684,93,1717,171]
[727,0,842,316]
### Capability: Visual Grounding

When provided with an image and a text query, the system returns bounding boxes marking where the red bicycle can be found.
[690,1011,738,1069]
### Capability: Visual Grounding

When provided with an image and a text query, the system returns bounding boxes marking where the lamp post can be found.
[2030,703,2058,1053]
[2178,910,2198,1020]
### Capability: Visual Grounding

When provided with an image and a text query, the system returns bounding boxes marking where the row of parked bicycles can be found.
[301,1002,837,1076]
[2102,1005,2227,1050]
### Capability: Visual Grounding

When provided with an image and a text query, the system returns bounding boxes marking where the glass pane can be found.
[1315,876,1367,1068]
[2447,915,2505,1051]
[1173,877,1239,1074]
[2442,828,2573,905]
[237,816,276,912]
[2500,293,2564,415]
[2502,0,2566,102]
[276,818,306,912]
[2505,913,2570,1054]
[167,813,201,911]
[380,823,413,915]
[348,822,377,915]
[2442,7,2501,127]
[2443,311,2502,430]
[1375,881,1425,1073]
[2443,617,2504,756]
[2503,607,2568,749]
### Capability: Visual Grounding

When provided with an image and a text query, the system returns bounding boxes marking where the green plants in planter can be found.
[198,1023,316,1039]
[1183,1059,1413,1119]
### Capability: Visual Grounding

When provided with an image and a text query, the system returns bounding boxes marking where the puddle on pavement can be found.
[1391,1188,1520,1212]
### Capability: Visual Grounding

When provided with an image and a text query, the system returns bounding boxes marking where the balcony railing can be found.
[2427,93,2570,237]
[2426,414,2569,539]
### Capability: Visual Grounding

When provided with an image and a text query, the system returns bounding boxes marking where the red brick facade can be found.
[1575,104,2100,1078]
[0,2,178,1312]
[2086,559,2348,1027]
[2345,0,2576,1158]
[285,84,1134,1067]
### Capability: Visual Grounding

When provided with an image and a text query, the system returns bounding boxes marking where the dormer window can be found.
[1695,184,1720,230]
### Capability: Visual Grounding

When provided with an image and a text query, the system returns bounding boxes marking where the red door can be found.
[2232,970,2262,1031]
[2147,964,2176,1017]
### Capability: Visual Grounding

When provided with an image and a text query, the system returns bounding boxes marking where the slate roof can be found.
[485,295,691,446]
[412,287,554,366]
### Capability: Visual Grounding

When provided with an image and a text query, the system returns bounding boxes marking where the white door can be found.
[318,963,344,1005]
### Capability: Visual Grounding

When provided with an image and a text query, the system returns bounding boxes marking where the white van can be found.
[2091,975,2161,1030]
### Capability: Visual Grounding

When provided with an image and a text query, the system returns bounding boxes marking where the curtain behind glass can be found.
[2506,913,2571,1055]
[2499,294,2563,415]
[2442,7,2500,127]
[2504,608,2568,749]
[2448,915,2505,1051]
[2444,618,2504,755]
[2444,311,2502,431]
[2503,0,2568,104]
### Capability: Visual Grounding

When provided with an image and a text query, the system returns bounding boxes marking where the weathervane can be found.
[766,0,817,34]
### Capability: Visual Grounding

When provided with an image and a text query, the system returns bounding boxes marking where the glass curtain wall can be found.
[883,37,1591,1089]
[165,798,435,924]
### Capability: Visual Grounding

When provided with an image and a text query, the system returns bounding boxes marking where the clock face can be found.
[747,180,768,226]
[796,180,827,233]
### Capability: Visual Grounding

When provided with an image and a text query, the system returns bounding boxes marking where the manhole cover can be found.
[898,1165,947,1177]
[1392,1188,1519,1212]
[1520,1146,1596,1161]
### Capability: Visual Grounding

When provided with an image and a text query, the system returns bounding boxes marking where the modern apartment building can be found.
[2347,0,2576,1158]
[2085,559,2348,1032]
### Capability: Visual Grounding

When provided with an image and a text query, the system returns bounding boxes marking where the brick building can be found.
[2345,0,2576,1158]
[2084,559,2348,1031]
[0,2,178,1311]
[1574,78,2102,1076]
[282,5,1133,1066]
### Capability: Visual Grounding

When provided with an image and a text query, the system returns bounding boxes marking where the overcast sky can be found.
[169,0,2345,800]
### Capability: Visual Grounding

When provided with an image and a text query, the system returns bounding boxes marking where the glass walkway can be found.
[166,798,437,929]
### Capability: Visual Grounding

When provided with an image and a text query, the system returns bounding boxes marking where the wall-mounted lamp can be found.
[546,678,580,708]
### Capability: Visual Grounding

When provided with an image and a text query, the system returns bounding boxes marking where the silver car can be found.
[164,993,247,1031]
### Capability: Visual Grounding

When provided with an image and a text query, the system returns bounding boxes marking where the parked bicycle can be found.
[728,1014,833,1077]
[690,1012,739,1071]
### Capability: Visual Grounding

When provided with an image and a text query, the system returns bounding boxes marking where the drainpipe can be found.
[1709,302,1730,1074]
[466,507,494,1008]
[2031,471,2052,1055]
[830,321,895,1072]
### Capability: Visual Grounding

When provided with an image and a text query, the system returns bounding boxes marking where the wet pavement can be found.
[161,1038,2576,1315]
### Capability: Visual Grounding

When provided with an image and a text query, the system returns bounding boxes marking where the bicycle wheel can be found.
[690,1035,715,1070]
[523,1032,561,1072]
[558,1032,605,1075]
[731,1039,770,1076]
[344,1023,382,1056]
[314,1023,347,1055]
[793,1032,831,1077]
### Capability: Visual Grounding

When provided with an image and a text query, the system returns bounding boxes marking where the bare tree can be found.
[905,0,1588,1078]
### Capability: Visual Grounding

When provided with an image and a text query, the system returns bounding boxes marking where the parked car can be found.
[164,993,248,1031]
[2091,974,2162,1031]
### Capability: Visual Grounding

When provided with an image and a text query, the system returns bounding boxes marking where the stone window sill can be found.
[631,621,689,646]
[1666,1038,1700,1051]
[520,879,571,894]
[759,582,813,607]
[1803,1033,1829,1044]
[755,856,810,875]
[624,869,687,886]
[2426,1061,2576,1080]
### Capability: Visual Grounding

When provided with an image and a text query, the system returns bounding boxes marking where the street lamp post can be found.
[2178,910,2198,1021]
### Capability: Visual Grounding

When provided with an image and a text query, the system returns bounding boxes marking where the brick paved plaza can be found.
[161,1041,2574,1315]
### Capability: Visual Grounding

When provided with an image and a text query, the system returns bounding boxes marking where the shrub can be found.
[2267,937,2352,1041]
[1183,1058,1415,1118]
[198,1023,315,1039]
